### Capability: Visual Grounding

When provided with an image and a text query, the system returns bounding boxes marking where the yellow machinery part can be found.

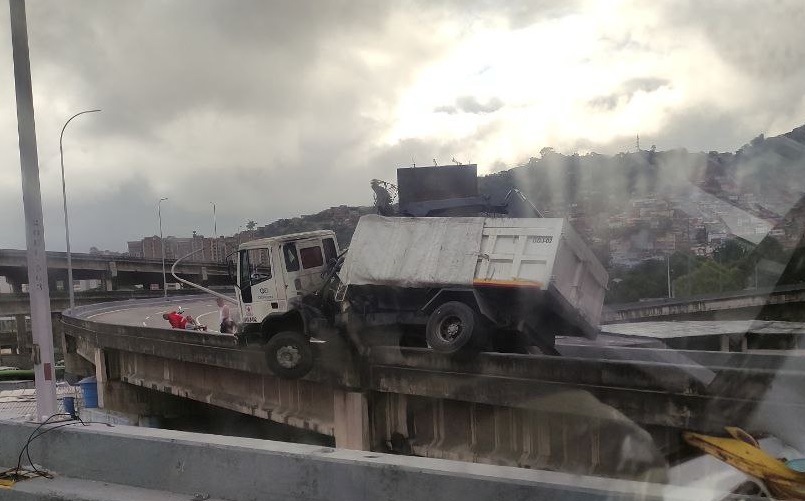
[684,429,805,500]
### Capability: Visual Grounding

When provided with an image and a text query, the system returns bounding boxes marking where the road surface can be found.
[85,296,239,333]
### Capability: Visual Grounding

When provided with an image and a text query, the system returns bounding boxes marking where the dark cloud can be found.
[661,1,805,80]
[456,96,504,114]
[421,0,584,29]
[1,0,453,251]
[588,95,619,111]
[435,95,503,114]
[588,78,670,111]
[1,1,804,254]
[622,78,669,94]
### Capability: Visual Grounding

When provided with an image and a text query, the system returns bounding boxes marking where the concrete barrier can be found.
[0,419,711,501]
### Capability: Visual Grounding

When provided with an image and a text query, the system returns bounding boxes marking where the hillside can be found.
[252,205,375,248]
[244,123,805,302]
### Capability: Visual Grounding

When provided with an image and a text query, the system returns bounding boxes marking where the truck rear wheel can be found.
[265,331,313,379]
[426,301,482,354]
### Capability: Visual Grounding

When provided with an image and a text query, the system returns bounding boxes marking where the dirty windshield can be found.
[2,1,805,500]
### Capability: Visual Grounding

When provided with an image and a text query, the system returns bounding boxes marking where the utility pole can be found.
[9,0,57,420]
[158,198,168,298]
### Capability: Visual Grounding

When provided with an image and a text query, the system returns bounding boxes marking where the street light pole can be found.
[159,197,168,298]
[666,253,673,298]
[60,109,100,311]
[210,201,217,262]
[211,202,217,239]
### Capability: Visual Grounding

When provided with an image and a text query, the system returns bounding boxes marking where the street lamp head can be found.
[160,197,168,202]
[61,109,102,140]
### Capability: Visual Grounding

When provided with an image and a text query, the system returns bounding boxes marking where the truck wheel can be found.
[264,331,313,379]
[426,301,480,353]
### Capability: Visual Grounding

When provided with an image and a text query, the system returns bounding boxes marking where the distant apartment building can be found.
[128,234,232,263]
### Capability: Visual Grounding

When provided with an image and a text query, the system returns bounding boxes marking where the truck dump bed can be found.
[341,215,609,331]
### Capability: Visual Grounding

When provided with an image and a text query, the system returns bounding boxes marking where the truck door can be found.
[237,247,276,324]
[280,237,334,297]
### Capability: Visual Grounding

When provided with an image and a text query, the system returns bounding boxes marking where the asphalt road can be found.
[85,296,240,333]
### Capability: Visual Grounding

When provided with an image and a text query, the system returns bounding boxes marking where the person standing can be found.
[217,297,236,334]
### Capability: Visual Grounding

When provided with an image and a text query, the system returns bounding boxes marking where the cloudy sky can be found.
[1,0,804,252]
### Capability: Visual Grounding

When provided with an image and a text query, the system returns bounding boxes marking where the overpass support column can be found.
[333,389,370,451]
[94,348,108,408]
[51,312,62,357]
[8,277,24,294]
[15,314,28,354]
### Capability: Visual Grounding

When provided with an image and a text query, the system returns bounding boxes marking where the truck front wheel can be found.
[264,331,313,379]
[426,301,482,354]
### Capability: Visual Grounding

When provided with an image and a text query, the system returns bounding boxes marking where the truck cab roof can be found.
[239,229,335,251]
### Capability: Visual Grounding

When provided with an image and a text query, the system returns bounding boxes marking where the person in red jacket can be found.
[162,311,186,329]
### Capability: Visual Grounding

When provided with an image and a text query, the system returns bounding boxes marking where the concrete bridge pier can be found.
[103,273,114,292]
[333,389,370,450]
[14,313,28,354]
[66,345,198,426]
[6,275,24,294]
[0,312,65,370]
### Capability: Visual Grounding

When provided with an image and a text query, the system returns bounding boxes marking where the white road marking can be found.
[196,310,218,322]
[87,307,132,319]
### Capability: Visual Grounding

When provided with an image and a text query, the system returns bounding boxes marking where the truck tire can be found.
[264,331,313,379]
[426,301,481,354]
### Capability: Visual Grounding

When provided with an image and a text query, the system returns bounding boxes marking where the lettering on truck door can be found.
[238,247,275,323]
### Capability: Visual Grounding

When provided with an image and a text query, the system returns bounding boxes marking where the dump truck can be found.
[226,214,608,379]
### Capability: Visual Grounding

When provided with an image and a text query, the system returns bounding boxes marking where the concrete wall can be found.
[0,419,699,501]
[372,392,668,483]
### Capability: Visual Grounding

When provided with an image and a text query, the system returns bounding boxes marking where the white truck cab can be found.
[235,230,340,325]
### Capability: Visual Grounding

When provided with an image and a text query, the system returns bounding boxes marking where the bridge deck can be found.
[61,299,805,434]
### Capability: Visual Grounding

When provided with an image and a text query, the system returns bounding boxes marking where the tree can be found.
[565,153,580,206]
[713,240,748,265]
[606,259,669,303]
[246,220,257,231]
[672,260,744,296]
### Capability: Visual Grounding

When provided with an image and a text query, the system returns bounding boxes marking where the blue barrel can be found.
[63,396,76,417]
[77,376,98,408]
[788,458,805,472]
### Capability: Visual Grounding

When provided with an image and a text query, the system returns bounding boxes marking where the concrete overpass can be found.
[0,248,230,292]
[603,282,805,323]
[0,289,230,369]
[59,297,805,482]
